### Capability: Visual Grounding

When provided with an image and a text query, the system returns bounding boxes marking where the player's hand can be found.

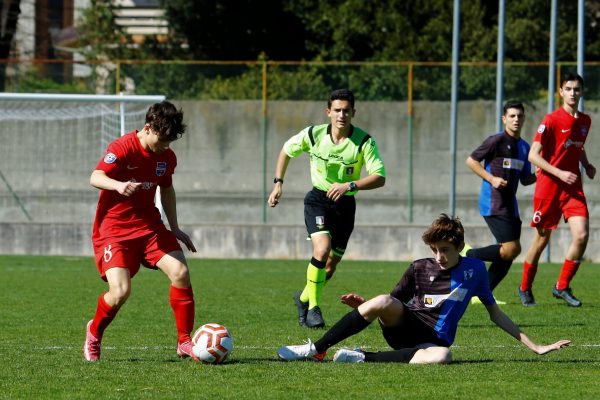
[341,293,366,308]
[326,183,349,202]
[533,339,571,355]
[267,186,282,207]
[172,228,197,252]
[490,176,508,189]
[117,180,142,197]
[585,164,596,179]
[557,170,578,185]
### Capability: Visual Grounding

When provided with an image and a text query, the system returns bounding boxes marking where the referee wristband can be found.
[274,178,284,184]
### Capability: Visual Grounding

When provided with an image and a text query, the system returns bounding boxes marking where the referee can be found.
[268,89,386,328]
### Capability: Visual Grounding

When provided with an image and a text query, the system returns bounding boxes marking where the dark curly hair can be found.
[145,101,186,142]
[422,213,465,248]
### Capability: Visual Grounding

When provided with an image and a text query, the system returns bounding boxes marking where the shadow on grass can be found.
[460,322,585,328]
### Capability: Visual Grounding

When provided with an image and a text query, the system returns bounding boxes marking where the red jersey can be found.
[533,107,591,199]
[92,131,177,243]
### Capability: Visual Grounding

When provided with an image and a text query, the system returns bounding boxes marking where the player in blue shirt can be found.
[277,214,570,363]
[464,101,536,294]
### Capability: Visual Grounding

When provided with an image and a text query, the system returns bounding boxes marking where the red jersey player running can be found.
[518,73,596,307]
[83,101,198,361]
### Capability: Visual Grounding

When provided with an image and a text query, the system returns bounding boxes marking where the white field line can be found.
[38,343,600,351]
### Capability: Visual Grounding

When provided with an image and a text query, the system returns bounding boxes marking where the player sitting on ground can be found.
[278,214,570,364]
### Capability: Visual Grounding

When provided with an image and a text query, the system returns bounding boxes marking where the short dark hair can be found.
[560,72,584,89]
[328,88,355,109]
[503,100,524,115]
[422,213,465,248]
[145,100,186,141]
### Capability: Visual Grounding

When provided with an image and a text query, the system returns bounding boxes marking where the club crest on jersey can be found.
[104,153,117,164]
[537,124,546,134]
[345,166,354,175]
[464,269,474,280]
[156,162,167,176]
[316,216,325,229]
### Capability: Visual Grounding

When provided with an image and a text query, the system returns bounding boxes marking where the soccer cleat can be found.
[460,243,472,257]
[517,286,536,307]
[277,340,327,361]
[177,340,200,361]
[552,286,582,307]
[305,306,325,328]
[333,348,366,363]
[293,291,309,327]
[83,320,101,362]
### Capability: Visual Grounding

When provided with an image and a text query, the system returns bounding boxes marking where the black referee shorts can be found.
[304,187,356,257]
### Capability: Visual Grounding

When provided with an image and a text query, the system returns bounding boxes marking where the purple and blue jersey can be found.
[470,132,533,217]
[391,257,495,346]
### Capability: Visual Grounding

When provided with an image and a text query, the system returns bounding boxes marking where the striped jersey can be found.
[390,257,495,346]
[470,132,533,217]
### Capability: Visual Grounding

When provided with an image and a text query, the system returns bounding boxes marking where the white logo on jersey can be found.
[502,158,524,170]
[129,178,155,190]
[537,124,546,133]
[104,153,117,164]
[423,288,468,308]
[103,244,113,262]
[564,139,584,149]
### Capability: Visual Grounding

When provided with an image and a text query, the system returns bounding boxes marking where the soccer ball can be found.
[191,323,233,364]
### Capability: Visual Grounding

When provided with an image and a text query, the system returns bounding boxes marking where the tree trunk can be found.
[0,0,21,91]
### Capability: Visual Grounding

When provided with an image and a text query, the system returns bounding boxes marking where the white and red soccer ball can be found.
[191,323,233,364]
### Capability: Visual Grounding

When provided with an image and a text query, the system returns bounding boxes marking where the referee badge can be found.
[316,216,325,230]
[345,166,354,175]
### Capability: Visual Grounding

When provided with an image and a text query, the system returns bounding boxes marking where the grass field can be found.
[1,255,600,399]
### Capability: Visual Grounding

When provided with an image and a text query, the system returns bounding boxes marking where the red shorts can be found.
[531,192,588,230]
[93,224,182,281]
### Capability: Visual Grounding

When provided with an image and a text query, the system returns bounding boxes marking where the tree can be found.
[0,0,21,91]
[162,0,313,60]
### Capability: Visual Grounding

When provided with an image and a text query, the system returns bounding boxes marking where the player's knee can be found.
[108,285,131,306]
[573,230,589,246]
[369,294,395,311]
[169,262,191,286]
[501,242,521,260]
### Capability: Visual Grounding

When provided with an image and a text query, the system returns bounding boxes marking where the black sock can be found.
[363,348,419,363]
[488,260,513,291]
[467,244,501,262]
[313,308,370,353]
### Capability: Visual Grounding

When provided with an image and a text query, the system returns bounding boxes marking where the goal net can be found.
[0,94,164,225]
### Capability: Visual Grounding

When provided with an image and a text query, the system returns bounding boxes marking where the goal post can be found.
[0,92,165,224]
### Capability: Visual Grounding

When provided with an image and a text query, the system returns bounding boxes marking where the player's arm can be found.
[485,303,571,355]
[465,156,507,189]
[267,148,291,207]
[160,185,196,252]
[528,141,578,184]
[90,169,141,197]
[580,149,596,179]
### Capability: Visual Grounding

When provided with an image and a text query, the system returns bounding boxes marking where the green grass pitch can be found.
[1,255,600,399]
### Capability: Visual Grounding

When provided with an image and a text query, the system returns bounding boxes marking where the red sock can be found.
[520,262,538,291]
[170,285,195,344]
[91,293,119,339]
[556,259,581,290]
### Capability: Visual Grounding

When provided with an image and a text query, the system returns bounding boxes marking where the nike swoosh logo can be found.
[562,129,571,133]
[127,165,138,170]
